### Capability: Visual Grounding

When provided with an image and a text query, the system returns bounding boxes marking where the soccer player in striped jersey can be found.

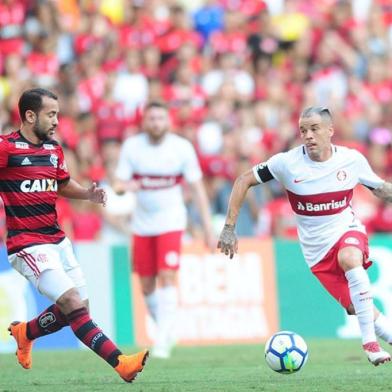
[3,88,148,382]
[218,106,392,366]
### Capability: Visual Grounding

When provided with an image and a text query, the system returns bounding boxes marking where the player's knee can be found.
[346,304,356,315]
[83,299,90,313]
[56,287,84,315]
[158,269,176,287]
[140,276,156,295]
[338,247,363,272]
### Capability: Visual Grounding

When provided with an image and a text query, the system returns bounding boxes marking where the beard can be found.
[32,118,51,142]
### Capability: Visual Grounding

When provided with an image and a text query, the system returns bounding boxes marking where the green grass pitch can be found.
[1,340,392,391]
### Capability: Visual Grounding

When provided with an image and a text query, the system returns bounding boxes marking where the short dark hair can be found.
[144,101,168,111]
[300,106,332,123]
[18,88,58,121]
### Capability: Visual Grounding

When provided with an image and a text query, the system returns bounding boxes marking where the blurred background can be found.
[0,0,392,351]
[0,0,392,240]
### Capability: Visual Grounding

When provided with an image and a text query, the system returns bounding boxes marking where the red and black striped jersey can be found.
[0,131,70,254]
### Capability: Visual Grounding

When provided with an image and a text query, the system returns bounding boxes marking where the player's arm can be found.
[58,179,107,206]
[371,182,392,202]
[189,179,215,251]
[218,169,260,259]
[356,151,392,202]
[112,178,140,195]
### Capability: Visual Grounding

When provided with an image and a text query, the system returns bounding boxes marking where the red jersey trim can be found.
[287,189,353,216]
[133,173,183,190]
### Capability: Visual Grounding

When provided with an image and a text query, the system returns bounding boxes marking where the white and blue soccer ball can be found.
[264,331,308,374]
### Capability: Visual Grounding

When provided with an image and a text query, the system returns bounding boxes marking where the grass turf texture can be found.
[1,340,392,391]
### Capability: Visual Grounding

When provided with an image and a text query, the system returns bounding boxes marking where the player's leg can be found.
[7,245,76,369]
[57,237,148,382]
[347,305,392,344]
[133,234,158,320]
[338,241,390,365]
[153,269,178,359]
[339,246,376,341]
[9,242,148,381]
[152,231,182,359]
[311,231,390,365]
[8,240,92,368]
[371,307,392,344]
[140,276,158,319]
[52,285,147,382]
[11,269,89,347]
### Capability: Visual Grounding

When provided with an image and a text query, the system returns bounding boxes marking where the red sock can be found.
[26,304,68,340]
[67,307,122,367]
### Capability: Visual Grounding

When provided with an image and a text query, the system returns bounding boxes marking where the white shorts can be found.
[8,237,88,302]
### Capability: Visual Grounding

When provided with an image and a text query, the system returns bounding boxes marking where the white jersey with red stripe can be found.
[116,132,202,235]
[253,145,384,267]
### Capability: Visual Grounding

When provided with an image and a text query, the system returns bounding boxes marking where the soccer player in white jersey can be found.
[115,101,215,358]
[218,106,392,366]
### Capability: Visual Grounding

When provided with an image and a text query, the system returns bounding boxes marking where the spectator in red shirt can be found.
[93,73,127,144]
[209,10,247,55]
[156,5,202,63]
[0,0,26,55]
[119,3,162,50]
[26,33,59,88]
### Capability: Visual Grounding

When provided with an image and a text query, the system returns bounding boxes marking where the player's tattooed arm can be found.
[372,182,392,202]
[217,169,259,258]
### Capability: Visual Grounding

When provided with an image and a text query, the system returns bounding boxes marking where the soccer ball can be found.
[264,331,308,374]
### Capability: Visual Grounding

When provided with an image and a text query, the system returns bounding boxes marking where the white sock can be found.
[155,286,178,350]
[345,266,376,345]
[375,313,392,344]
[145,291,158,321]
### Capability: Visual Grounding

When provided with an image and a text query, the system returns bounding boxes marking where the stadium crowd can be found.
[0,0,391,242]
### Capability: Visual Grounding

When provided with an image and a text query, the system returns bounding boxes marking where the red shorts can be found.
[132,231,183,276]
[311,230,371,309]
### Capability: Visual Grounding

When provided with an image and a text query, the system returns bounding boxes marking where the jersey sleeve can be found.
[115,138,134,181]
[57,146,70,183]
[355,151,385,189]
[0,137,9,168]
[252,152,285,183]
[181,140,202,183]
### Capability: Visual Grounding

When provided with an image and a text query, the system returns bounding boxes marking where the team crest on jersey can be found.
[15,142,29,149]
[43,143,55,150]
[50,154,58,168]
[337,170,347,181]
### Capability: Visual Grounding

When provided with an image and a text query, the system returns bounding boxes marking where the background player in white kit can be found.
[115,102,215,359]
[218,106,392,366]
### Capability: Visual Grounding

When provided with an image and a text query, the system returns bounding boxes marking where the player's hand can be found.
[217,224,238,259]
[127,179,141,192]
[87,182,107,206]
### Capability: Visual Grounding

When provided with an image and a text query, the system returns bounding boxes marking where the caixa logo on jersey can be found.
[20,179,58,192]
